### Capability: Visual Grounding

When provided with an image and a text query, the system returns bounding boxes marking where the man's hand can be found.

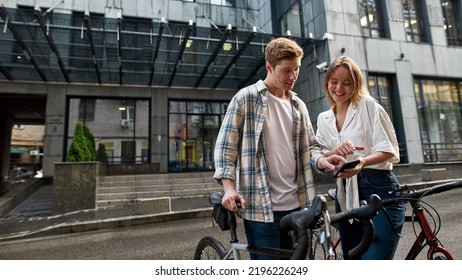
[317,155,347,171]
[221,179,246,211]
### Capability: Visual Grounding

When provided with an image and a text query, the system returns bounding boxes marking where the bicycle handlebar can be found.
[279,194,325,260]
[383,179,462,205]
[280,194,382,260]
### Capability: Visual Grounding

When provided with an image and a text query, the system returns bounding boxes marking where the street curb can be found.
[0,208,213,242]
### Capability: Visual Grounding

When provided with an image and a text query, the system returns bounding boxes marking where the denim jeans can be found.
[335,172,406,260]
[243,208,299,260]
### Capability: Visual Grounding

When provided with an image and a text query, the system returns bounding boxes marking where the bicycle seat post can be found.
[228,210,239,243]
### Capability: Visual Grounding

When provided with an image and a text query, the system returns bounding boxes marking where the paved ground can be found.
[0,173,460,242]
[1,186,461,260]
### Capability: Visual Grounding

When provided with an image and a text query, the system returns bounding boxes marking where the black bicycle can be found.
[194,191,381,260]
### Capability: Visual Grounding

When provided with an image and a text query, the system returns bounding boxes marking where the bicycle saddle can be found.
[209,192,224,205]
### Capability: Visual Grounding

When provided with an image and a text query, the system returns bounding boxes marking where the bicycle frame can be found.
[221,211,295,260]
[223,242,294,260]
[404,200,454,260]
[322,196,456,260]
[324,180,462,260]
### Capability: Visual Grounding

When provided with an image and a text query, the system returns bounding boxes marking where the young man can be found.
[213,37,345,259]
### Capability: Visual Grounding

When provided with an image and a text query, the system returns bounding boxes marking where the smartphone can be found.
[333,160,361,178]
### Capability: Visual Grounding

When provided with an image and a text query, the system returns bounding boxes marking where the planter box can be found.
[53,162,101,215]
[53,162,161,215]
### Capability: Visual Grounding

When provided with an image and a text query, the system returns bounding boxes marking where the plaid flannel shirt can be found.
[213,80,324,223]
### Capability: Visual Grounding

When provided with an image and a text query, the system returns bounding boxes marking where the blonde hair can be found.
[323,56,369,107]
[265,37,303,68]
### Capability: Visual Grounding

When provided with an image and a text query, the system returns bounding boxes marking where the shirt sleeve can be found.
[213,93,244,183]
[367,98,400,163]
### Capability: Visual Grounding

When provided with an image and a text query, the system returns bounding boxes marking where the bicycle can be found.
[195,179,462,260]
[194,190,382,260]
[317,179,462,260]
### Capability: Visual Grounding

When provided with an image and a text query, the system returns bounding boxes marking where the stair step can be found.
[98,177,212,188]
[100,172,214,183]
[97,186,221,200]
[95,172,219,210]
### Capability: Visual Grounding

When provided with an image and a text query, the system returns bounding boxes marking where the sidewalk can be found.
[0,173,457,242]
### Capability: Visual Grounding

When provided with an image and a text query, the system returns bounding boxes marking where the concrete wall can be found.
[53,162,100,214]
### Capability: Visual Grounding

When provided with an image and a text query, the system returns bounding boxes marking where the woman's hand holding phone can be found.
[333,159,361,178]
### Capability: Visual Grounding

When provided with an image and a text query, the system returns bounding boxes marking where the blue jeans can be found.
[243,208,299,260]
[335,172,406,260]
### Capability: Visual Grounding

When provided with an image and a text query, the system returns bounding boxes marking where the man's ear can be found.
[265,61,272,73]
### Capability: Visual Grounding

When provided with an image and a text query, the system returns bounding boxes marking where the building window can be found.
[414,78,462,162]
[13,124,24,130]
[441,0,462,46]
[368,74,393,118]
[368,74,408,162]
[68,98,150,164]
[79,99,96,121]
[402,0,426,42]
[358,0,386,38]
[271,0,303,36]
[211,0,234,7]
[280,1,302,37]
[168,100,227,171]
[119,100,136,121]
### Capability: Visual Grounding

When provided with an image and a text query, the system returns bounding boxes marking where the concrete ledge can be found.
[421,168,447,181]
[136,197,171,214]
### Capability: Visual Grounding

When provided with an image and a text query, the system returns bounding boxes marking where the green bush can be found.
[96,142,109,163]
[67,122,96,162]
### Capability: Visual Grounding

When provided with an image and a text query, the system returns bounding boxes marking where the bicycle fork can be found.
[405,206,454,260]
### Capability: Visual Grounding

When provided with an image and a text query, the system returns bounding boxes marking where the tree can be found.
[67,122,96,162]
[96,142,109,163]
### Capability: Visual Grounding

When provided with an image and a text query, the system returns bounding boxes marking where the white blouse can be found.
[316,95,400,210]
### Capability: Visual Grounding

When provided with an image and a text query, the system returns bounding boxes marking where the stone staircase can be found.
[96,172,222,211]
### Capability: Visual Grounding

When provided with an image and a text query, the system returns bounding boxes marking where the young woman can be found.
[316,56,406,260]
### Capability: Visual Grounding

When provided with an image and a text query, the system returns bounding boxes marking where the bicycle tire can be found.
[194,236,228,260]
[312,224,343,260]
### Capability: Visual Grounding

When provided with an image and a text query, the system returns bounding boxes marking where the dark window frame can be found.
[402,0,426,43]
[441,0,462,46]
[358,0,387,38]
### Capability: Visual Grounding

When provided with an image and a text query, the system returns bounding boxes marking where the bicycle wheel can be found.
[312,224,343,260]
[194,236,228,260]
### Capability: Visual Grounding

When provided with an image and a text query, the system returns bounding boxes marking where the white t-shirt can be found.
[263,92,299,211]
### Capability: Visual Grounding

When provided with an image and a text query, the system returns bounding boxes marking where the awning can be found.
[10,147,26,154]
[0,6,320,90]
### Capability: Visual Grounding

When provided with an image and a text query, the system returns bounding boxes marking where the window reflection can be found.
[168,100,227,171]
[414,79,462,162]
[68,98,150,164]
[358,0,385,38]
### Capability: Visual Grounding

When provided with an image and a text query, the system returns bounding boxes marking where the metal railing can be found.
[422,142,462,162]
